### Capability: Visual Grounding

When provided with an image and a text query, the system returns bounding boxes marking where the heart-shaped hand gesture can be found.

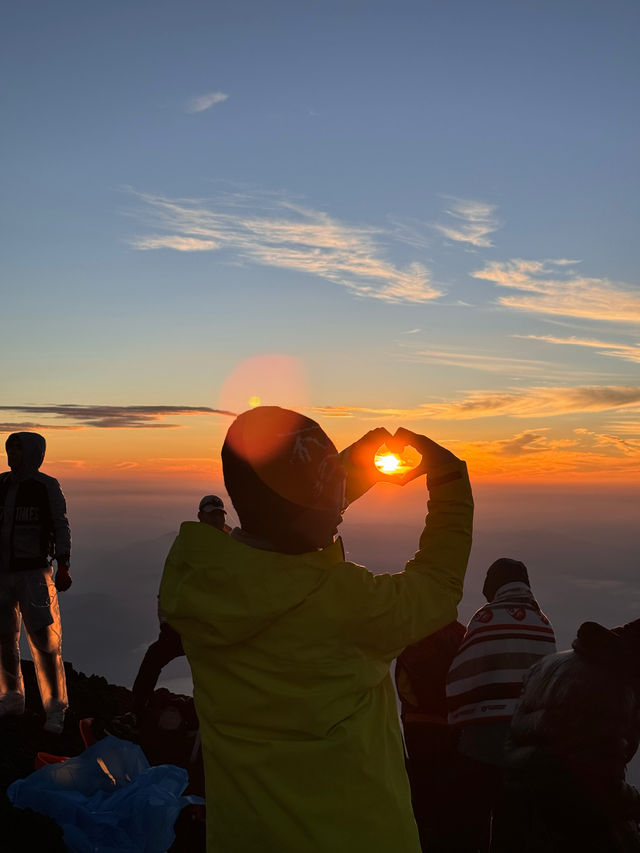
[339,427,457,505]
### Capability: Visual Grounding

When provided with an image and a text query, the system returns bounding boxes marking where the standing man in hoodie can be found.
[0,432,71,733]
[160,406,474,853]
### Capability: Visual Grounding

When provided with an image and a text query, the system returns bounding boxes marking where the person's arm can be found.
[341,430,473,657]
[46,477,72,591]
[131,624,185,717]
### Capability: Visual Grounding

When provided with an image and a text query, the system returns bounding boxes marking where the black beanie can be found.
[222,407,346,540]
[482,557,530,602]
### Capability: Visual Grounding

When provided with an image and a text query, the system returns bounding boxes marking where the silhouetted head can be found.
[6,432,46,473]
[572,618,640,680]
[198,494,227,531]
[222,406,346,553]
[482,557,530,602]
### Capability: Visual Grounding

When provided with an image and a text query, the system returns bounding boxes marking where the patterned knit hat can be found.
[222,406,346,511]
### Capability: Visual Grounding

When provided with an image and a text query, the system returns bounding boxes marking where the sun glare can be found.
[375,452,402,474]
[249,395,261,408]
[373,445,421,476]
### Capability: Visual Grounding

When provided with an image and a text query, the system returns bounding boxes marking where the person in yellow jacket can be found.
[159,406,473,853]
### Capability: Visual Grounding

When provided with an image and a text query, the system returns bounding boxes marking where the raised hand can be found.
[338,427,394,505]
[387,427,458,485]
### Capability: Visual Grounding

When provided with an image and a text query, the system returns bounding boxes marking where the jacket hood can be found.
[160,521,345,646]
[6,432,46,471]
[492,581,535,602]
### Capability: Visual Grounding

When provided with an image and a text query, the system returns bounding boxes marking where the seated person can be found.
[494,619,640,853]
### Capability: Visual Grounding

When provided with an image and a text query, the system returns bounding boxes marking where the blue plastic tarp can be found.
[7,735,203,853]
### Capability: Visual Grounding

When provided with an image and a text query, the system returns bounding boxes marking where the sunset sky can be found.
[3,0,640,489]
[3,3,640,758]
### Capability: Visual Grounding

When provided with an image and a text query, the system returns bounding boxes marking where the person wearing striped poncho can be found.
[445,558,556,853]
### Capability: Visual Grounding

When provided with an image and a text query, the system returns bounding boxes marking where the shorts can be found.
[0,567,57,635]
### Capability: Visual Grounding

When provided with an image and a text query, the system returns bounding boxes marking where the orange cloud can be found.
[308,385,640,421]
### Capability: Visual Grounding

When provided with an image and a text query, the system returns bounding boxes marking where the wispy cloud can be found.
[309,384,640,421]
[147,456,220,473]
[398,346,551,375]
[134,236,219,251]
[473,259,640,323]
[128,190,440,304]
[454,427,640,479]
[388,216,432,250]
[0,422,83,432]
[572,427,640,455]
[592,432,640,455]
[468,428,578,457]
[518,334,640,364]
[419,385,640,420]
[0,405,235,429]
[604,418,640,435]
[185,91,229,113]
[433,197,499,247]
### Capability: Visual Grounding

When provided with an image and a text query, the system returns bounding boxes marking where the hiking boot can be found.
[43,708,66,734]
[0,692,25,718]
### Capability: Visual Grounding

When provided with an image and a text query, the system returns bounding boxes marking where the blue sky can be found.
[2,0,640,481]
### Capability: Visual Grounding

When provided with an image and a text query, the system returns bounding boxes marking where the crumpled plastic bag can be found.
[7,735,203,853]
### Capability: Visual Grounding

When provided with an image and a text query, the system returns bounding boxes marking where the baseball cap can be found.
[199,495,226,513]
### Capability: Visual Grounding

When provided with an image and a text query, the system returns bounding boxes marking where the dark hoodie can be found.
[495,621,640,853]
[0,432,71,572]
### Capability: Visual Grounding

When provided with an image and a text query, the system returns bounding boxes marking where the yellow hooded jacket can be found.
[159,460,473,852]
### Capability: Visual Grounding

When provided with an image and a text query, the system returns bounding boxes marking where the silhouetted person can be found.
[131,495,228,719]
[395,620,466,851]
[0,432,71,734]
[493,619,640,853]
[197,494,231,532]
[159,406,473,853]
[445,558,556,852]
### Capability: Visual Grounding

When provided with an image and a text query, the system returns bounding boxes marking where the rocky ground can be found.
[0,661,204,853]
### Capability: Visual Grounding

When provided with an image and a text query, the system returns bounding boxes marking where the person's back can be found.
[395,621,466,851]
[494,620,640,853]
[131,494,229,720]
[160,406,474,852]
[444,558,556,852]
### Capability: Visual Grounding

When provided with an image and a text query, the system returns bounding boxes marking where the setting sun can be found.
[374,452,402,474]
[374,445,422,476]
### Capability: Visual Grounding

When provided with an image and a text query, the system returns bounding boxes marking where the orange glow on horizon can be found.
[5,400,638,487]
